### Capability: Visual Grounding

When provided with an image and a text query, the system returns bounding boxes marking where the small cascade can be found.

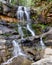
[24,7,35,36]
[18,24,24,40]
[17,6,24,40]
[27,23,35,36]
[2,40,26,65]
[2,56,16,65]
[24,7,30,22]
[17,6,35,37]
[17,6,24,22]
[40,37,46,49]
[12,40,25,56]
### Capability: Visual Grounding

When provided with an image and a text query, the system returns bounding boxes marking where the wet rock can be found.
[8,35,20,40]
[0,44,13,64]
[0,38,13,64]
[22,45,44,62]
[0,25,16,34]
[0,44,7,63]
[21,39,33,47]
[3,4,11,13]
[5,40,13,48]
[46,34,52,40]
[0,20,8,26]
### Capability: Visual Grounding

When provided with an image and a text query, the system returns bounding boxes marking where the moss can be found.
[31,23,49,35]
[22,28,32,37]
[1,33,12,37]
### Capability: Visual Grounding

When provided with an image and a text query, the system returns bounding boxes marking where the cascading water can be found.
[12,40,25,56]
[40,37,46,49]
[17,6,24,40]
[17,6,24,39]
[17,6,24,22]
[27,23,35,36]
[24,7,30,22]
[24,7,35,36]
[18,24,24,40]
[17,6,35,37]
[2,40,26,65]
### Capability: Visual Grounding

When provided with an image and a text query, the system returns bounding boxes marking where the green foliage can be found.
[31,0,41,6]
[10,0,32,6]
[18,0,32,6]
[47,0,52,2]
[8,0,52,6]
[18,0,27,6]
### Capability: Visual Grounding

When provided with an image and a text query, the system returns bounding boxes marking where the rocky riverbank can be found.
[0,21,52,65]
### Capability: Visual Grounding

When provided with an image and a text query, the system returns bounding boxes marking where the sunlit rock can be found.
[2,56,32,65]
[44,48,52,58]
[32,56,52,65]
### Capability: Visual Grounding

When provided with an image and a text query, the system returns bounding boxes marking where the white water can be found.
[12,40,24,56]
[24,7,35,36]
[27,24,35,36]
[17,6,24,21]
[17,6,24,39]
[18,24,24,40]
[40,37,46,49]
[2,56,16,65]
[24,7,30,22]
[2,40,26,65]
[17,6,35,37]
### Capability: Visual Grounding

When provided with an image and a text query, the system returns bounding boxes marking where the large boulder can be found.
[32,56,52,65]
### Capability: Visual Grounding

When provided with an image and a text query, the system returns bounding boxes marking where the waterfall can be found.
[12,40,25,56]
[40,37,46,49]
[17,6,35,37]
